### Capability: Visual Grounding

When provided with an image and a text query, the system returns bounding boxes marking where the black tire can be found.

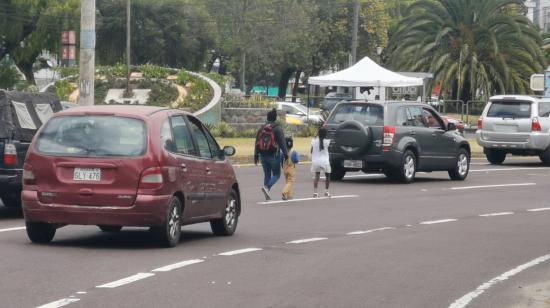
[448,148,470,181]
[0,193,21,208]
[485,149,506,165]
[330,164,346,181]
[397,150,416,183]
[98,225,122,232]
[25,221,56,243]
[211,189,239,236]
[539,147,550,166]
[153,197,182,248]
[383,168,397,180]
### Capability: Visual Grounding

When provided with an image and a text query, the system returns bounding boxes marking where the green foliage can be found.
[296,122,320,138]
[0,62,21,90]
[203,72,230,92]
[54,80,75,101]
[139,64,173,79]
[177,70,191,85]
[98,64,127,79]
[210,122,257,138]
[182,76,213,112]
[94,78,177,106]
[222,94,274,108]
[55,67,80,78]
[148,82,179,107]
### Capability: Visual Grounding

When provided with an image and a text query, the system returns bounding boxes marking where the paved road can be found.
[1,157,550,307]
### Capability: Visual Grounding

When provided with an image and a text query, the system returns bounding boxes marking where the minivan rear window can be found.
[328,104,384,125]
[36,115,147,157]
[487,101,532,119]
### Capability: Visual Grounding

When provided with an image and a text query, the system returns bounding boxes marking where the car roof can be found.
[489,95,538,102]
[54,105,175,118]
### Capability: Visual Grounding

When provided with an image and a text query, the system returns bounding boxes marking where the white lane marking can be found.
[347,227,395,235]
[286,237,328,244]
[449,253,550,308]
[471,167,550,172]
[96,273,155,288]
[37,298,80,308]
[479,212,514,217]
[218,248,262,256]
[75,292,87,295]
[420,219,457,225]
[152,259,204,272]
[527,207,550,212]
[0,226,25,233]
[258,194,358,205]
[451,183,536,190]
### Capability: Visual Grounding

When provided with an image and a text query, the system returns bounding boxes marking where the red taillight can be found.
[4,143,17,165]
[532,117,542,132]
[139,167,163,189]
[383,125,396,152]
[23,163,35,185]
[477,117,483,129]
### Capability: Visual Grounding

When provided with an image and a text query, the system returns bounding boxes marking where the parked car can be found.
[0,90,62,207]
[22,105,240,247]
[325,101,471,183]
[476,95,550,165]
[320,92,352,111]
[274,101,323,124]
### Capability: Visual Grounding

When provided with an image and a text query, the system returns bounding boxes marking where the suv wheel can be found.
[0,193,21,208]
[449,148,470,181]
[540,147,550,166]
[210,189,239,236]
[398,150,416,183]
[153,197,182,248]
[330,164,346,181]
[485,149,506,165]
[26,221,56,243]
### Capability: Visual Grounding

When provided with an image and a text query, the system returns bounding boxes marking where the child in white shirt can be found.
[311,127,331,197]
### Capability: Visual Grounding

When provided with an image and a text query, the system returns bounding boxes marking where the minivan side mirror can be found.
[447,122,457,131]
[223,146,236,157]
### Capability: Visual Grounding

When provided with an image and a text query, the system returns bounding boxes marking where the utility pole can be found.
[78,0,95,106]
[351,0,359,64]
[126,0,131,96]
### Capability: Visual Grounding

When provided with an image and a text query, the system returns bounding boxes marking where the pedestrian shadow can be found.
[0,206,23,219]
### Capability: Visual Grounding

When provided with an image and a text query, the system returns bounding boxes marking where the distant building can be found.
[527,0,550,32]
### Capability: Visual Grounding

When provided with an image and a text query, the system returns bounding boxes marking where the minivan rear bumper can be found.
[476,130,550,151]
[22,190,170,227]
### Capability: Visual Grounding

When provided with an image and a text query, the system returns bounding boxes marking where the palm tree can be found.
[388,0,545,102]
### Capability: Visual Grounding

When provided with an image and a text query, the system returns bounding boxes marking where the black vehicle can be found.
[320,92,352,111]
[325,101,471,183]
[0,91,62,207]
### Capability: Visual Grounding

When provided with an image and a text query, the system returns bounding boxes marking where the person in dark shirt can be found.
[254,108,288,200]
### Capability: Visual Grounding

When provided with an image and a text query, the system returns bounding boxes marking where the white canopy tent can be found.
[308,57,424,87]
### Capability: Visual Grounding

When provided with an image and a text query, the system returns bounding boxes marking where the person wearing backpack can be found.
[282,136,300,200]
[254,108,288,200]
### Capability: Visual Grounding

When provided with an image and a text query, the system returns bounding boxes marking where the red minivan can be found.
[22,105,240,247]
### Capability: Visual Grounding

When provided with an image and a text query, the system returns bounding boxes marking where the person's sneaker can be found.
[313,192,319,198]
[324,191,331,198]
[261,186,271,200]
[282,195,287,201]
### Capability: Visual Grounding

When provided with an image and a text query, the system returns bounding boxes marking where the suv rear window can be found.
[487,101,532,118]
[328,104,383,125]
[36,115,147,157]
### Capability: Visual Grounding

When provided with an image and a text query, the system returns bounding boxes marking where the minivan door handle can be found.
[180,164,187,172]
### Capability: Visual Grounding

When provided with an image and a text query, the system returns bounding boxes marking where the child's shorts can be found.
[311,163,331,174]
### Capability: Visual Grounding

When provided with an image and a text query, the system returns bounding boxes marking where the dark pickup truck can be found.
[0,91,62,207]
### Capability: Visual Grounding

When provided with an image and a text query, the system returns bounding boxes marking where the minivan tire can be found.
[210,189,239,236]
[398,150,416,183]
[448,148,470,181]
[330,165,346,181]
[153,197,182,248]
[485,149,506,165]
[98,225,122,232]
[26,221,56,243]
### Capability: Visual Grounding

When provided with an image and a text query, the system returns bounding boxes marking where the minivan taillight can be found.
[532,117,542,132]
[477,117,483,129]
[139,167,163,189]
[23,163,36,185]
[383,125,396,152]
[4,143,17,165]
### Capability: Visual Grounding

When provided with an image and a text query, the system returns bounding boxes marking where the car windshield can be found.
[36,115,147,157]
[487,101,532,119]
[327,104,384,125]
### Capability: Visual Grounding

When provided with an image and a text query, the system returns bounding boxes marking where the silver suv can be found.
[476,95,550,165]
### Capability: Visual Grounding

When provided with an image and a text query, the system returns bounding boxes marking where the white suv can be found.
[476,95,550,165]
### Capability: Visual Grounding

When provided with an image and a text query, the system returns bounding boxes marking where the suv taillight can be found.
[532,117,542,132]
[477,117,483,129]
[139,167,163,189]
[23,163,36,185]
[4,143,17,165]
[383,125,396,152]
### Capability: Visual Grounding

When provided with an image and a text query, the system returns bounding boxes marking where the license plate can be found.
[344,160,363,169]
[73,168,101,181]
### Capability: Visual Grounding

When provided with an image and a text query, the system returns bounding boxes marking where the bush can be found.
[55,66,79,78]
[296,122,320,137]
[182,76,213,112]
[0,62,21,90]
[177,70,191,85]
[54,79,75,101]
[139,64,172,79]
[97,63,127,79]
[148,82,178,107]
[211,122,236,138]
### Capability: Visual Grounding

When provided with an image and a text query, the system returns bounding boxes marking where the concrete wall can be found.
[222,108,285,130]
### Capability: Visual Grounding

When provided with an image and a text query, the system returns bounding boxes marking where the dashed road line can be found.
[286,237,328,244]
[450,183,536,190]
[471,167,550,172]
[152,259,204,272]
[420,219,458,225]
[258,194,358,205]
[449,253,550,308]
[479,212,514,217]
[218,248,262,256]
[347,227,395,235]
[527,207,550,212]
[0,226,25,233]
[96,273,155,289]
[37,298,80,308]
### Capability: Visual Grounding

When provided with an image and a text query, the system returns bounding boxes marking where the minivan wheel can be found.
[449,148,470,181]
[211,189,239,236]
[331,165,346,181]
[98,225,122,232]
[154,197,182,248]
[398,150,416,183]
[485,149,506,165]
[25,221,56,243]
